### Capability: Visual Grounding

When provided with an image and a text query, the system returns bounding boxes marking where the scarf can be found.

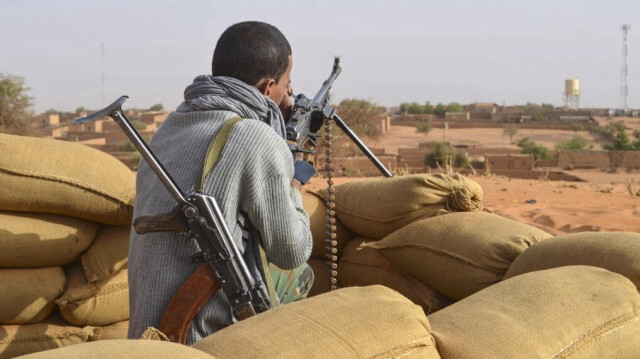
[177,75,286,139]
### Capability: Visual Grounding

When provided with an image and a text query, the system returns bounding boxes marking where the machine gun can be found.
[286,57,393,178]
[74,96,271,343]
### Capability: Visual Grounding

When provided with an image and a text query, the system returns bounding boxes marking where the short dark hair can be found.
[212,21,291,86]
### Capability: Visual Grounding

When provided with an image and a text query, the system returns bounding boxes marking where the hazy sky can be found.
[2,0,640,113]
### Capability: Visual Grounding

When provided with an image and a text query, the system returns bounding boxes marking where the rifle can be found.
[286,56,393,178]
[74,97,271,343]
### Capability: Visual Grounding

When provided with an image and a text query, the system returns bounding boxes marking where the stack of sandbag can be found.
[0,133,135,358]
[306,174,490,311]
[192,285,441,358]
[428,266,640,358]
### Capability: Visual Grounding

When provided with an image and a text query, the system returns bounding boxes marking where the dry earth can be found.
[305,122,640,236]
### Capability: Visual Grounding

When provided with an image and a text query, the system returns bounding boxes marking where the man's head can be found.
[212,21,292,107]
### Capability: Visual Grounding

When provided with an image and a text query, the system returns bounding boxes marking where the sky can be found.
[2,0,640,113]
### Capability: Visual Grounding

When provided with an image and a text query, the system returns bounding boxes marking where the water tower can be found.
[564,78,580,110]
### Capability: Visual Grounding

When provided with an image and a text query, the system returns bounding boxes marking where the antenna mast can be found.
[620,24,630,112]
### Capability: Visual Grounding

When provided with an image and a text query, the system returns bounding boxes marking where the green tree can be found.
[415,122,432,136]
[445,102,463,113]
[0,73,33,135]
[149,103,164,111]
[423,101,433,114]
[75,106,86,114]
[433,103,446,117]
[556,136,589,150]
[336,98,386,140]
[131,120,147,131]
[424,143,469,168]
[502,124,519,143]
[531,111,546,122]
[407,102,423,114]
[571,122,584,135]
[604,128,632,151]
[517,137,553,161]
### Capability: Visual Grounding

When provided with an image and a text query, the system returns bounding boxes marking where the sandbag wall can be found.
[0,134,134,358]
[305,173,498,312]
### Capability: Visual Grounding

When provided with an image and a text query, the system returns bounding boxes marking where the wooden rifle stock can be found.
[159,263,220,344]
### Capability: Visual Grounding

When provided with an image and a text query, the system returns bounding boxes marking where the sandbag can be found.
[428,266,640,359]
[505,231,640,290]
[0,317,94,359]
[0,267,65,324]
[339,237,454,314]
[316,173,483,239]
[0,212,98,268]
[192,285,440,359]
[363,211,551,299]
[306,257,335,297]
[0,133,135,226]
[88,321,129,341]
[14,339,216,359]
[301,191,355,259]
[81,225,130,282]
[56,264,129,326]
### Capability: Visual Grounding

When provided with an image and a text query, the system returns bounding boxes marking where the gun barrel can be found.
[312,57,342,104]
[332,114,393,178]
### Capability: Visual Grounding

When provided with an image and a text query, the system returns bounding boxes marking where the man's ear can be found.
[256,78,276,96]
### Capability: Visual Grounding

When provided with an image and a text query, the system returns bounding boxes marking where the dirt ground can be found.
[305,122,640,236]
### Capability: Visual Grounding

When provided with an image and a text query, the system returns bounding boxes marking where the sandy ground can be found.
[305,122,640,236]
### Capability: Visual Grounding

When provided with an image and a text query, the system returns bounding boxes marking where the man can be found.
[128,21,314,345]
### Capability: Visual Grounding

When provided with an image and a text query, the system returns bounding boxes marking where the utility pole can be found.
[620,24,630,113]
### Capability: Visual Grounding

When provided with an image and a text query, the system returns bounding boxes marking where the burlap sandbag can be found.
[88,321,129,341]
[306,257,335,297]
[0,267,65,325]
[429,266,640,358]
[301,191,355,259]
[0,317,94,359]
[56,264,129,326]
[505,231,640,290]
[339,237,454,314]
[192,285,440,359]
[81,226,129,283]
[363,211,551,299]
[316,173,483,239]
[0,212,98,268]
[0,133,135,226]
[14,339,216,359]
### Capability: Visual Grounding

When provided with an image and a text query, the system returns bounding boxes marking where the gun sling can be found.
[158,116,278,343]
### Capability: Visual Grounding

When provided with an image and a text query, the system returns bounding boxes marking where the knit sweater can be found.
[127,109,313,344]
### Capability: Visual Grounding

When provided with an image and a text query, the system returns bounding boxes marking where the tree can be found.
[517,137,553,161]
[556,136,589,150]
[531,111,546,122]
[445,102,463,113]
[604,128,632,151]
[75,107,86,114]
[336,98,386,140]
[433,103,446,117]
[0,73,33,135]
[503,124,519,143]
[150,103,164,111]
[415,122,432,137]
[571,122,584,135]
[407,102,423,114]
[424,142,468,168]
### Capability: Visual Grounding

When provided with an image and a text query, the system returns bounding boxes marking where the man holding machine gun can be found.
[128,21,315,344]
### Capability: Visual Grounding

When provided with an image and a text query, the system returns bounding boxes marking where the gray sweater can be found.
[127,109,313,344]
